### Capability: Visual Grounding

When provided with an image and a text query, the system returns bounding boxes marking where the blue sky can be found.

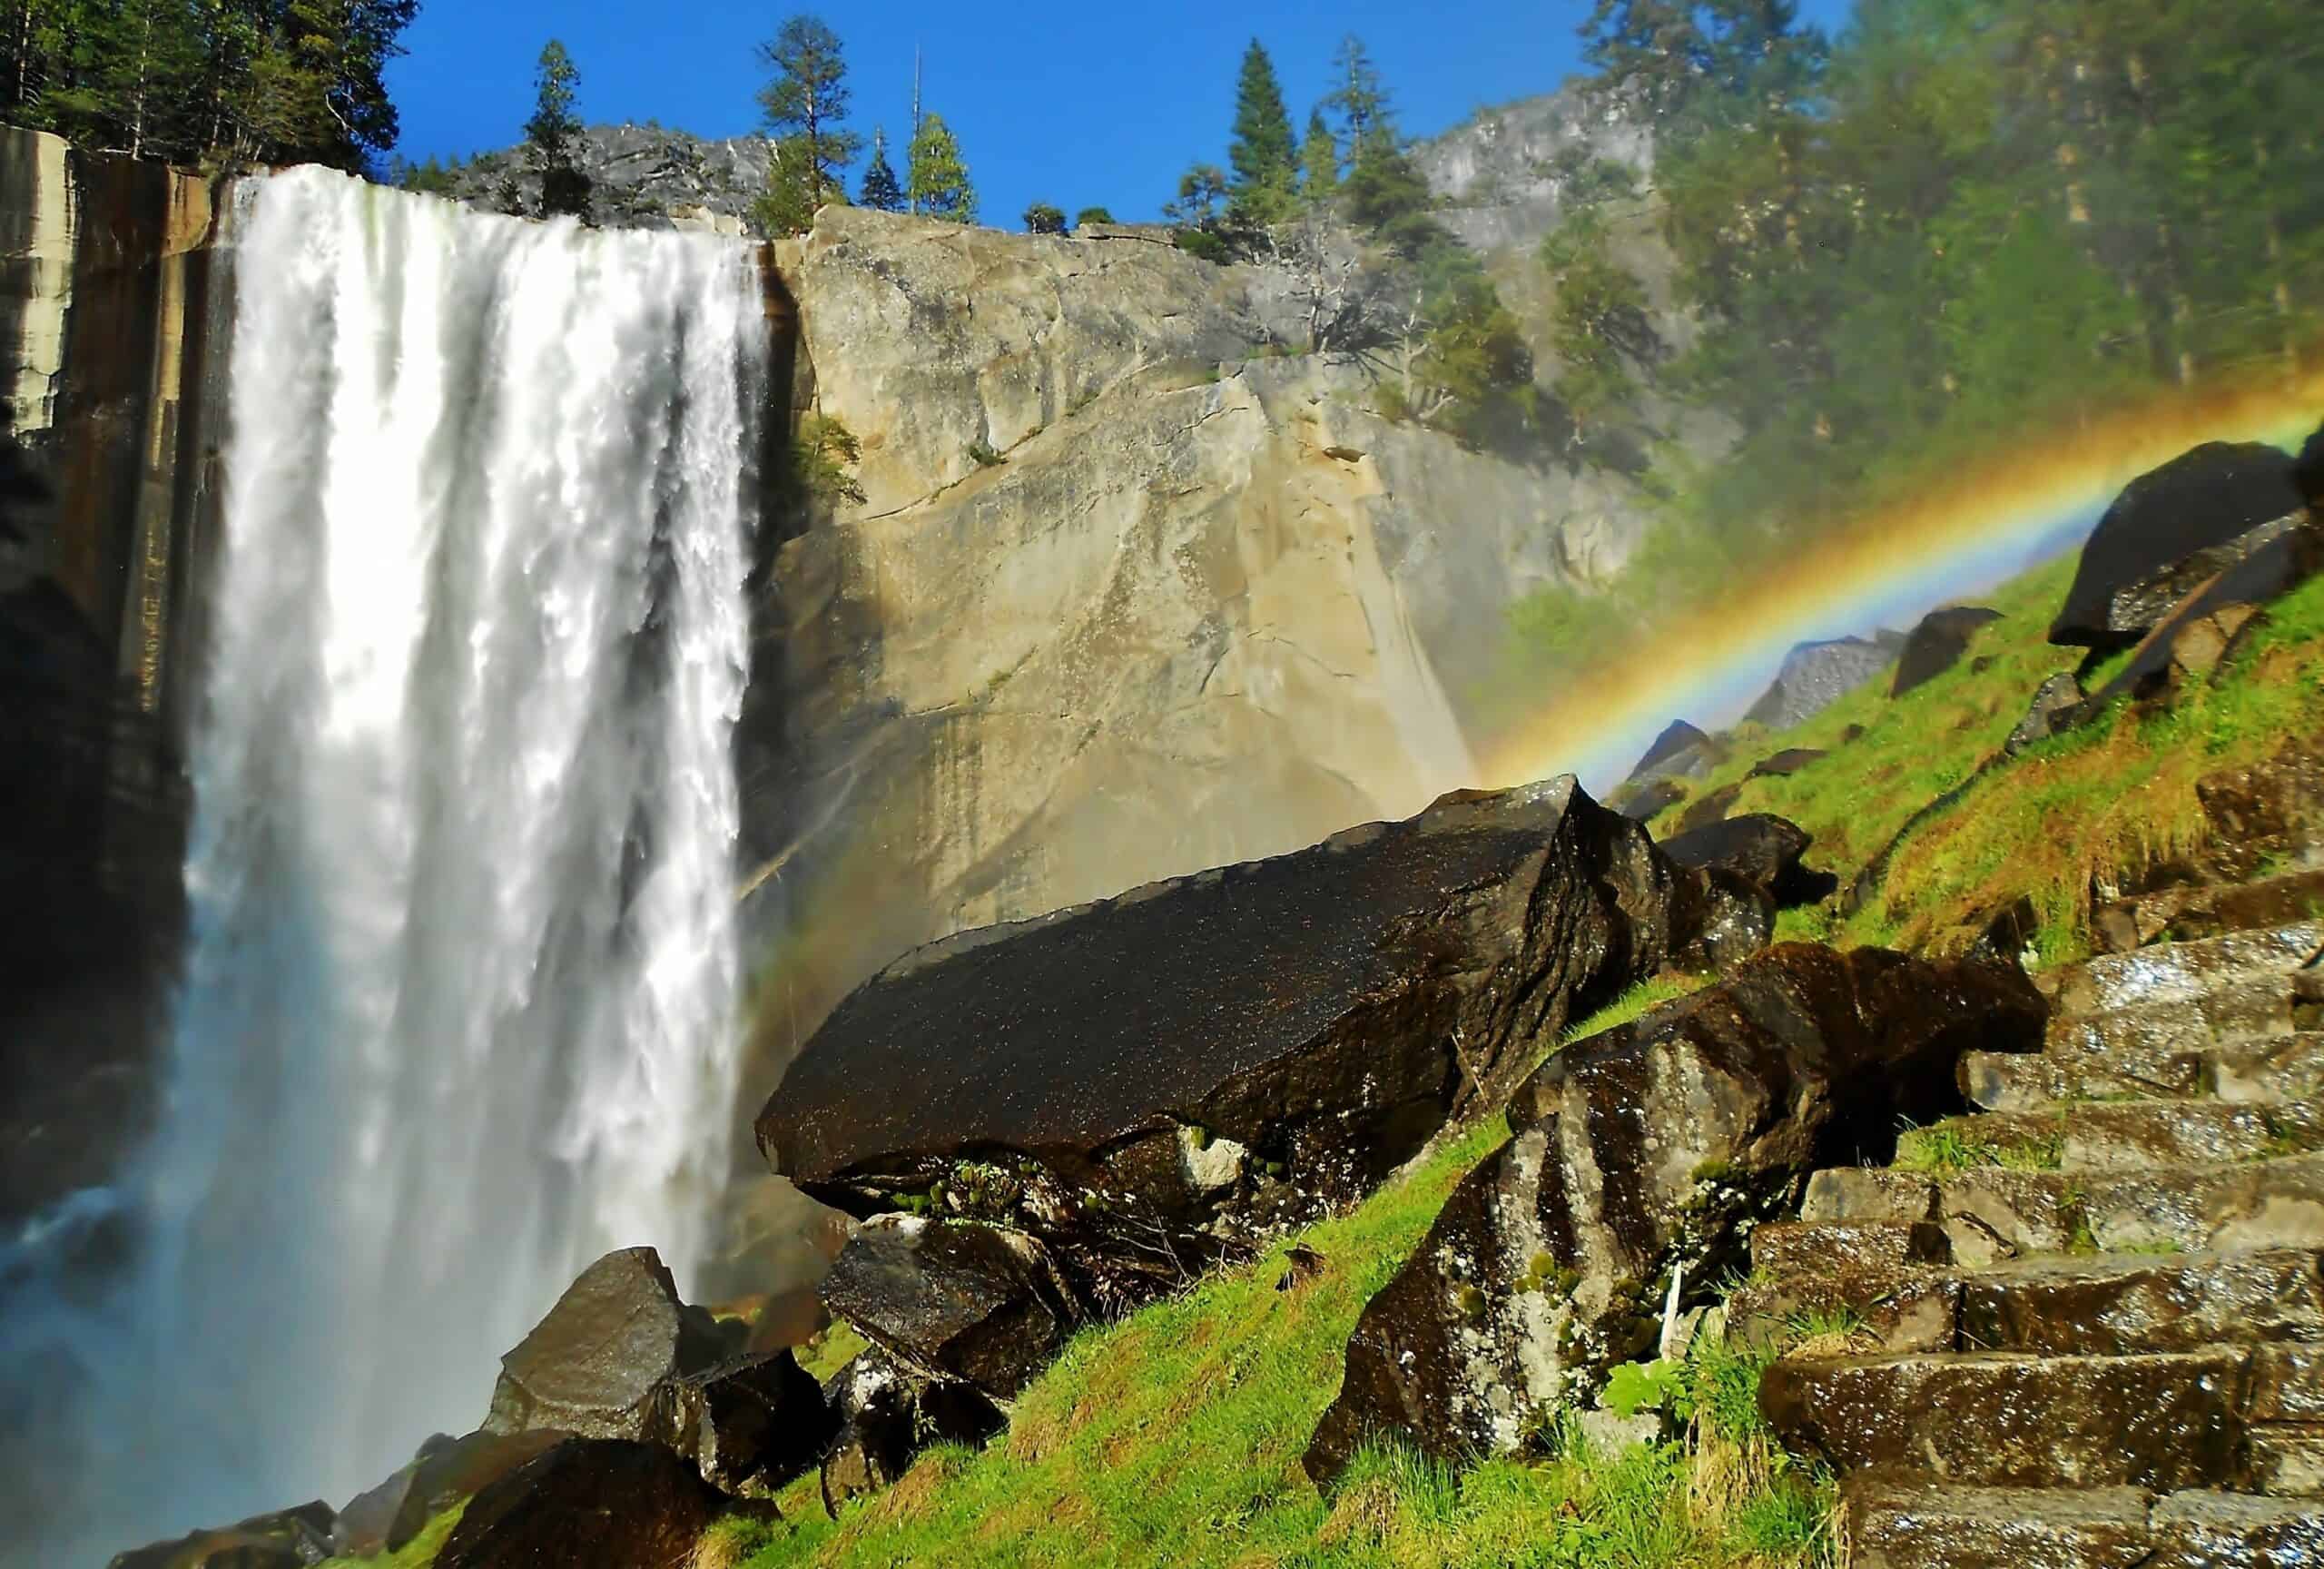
[388,0,1855,228]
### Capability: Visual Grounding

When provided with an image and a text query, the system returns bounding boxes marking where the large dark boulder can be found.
[819,1347,1003,1517]
[1891,607,2002,696]
[760,777,1768,1309]
[820,1218,1079,1398]
[334,1429,570,1557]
[656,1347,837,1494]
[2295,422,2324,510]
[482,1247,736,1444]
[433,1439,724,1569]
[1303,943,2045,1481]
[1743,634,1905,730]
[108,1504,336,1569]
[2051,441,2305,649]
[1659,814,1834,907]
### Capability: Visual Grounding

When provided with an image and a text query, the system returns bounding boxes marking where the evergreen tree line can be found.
[1564,0,2324,530]
[1507,0,2324,676]
[2,0,417,170]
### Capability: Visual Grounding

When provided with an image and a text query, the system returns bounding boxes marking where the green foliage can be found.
[1297,109,1338,203]
[1602,1357,1692,1421]
[1074,205,1116,227]
[965,436,1005,469]
[754,15,863,235]
[1165,163,1228,232]
[5,0,418,172]
[857,126,904,212]
[1226,38,1297,227]
[314,1501,464,1568]
[783,413,865,510]
[905,112,977,223]
[1022,202,1068,235]
[1541,205,1659,439]
[393,152,462,196]
[523,39,590,220]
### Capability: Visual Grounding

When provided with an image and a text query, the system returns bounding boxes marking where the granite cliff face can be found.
[0,124,228,1220]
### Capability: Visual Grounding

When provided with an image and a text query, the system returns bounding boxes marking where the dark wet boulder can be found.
[820,1217,1079,1398]
[819,1347,1003,1517]
[1748,748,1827,780]
[656,1347,837,1494]
[1659,814,1833,908]
[109,1504,336,1569]
[760,777,1762,1310]
[433,1439,724,1569]
[2296,422,2324,509]
[482,1247,737,1444]
[2073,521,2324,720]
[2005,673,2083,755]
[2052,441,2306,649]
[1624,720,1725,788]
[1743,634,1905,730]
[1891,607,2002,696]
[1302,943,2046,1481]
[333,1429,569,1556]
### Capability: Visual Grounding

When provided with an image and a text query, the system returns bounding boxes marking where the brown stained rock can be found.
[2050,440,2305,649]
[1892,607,2003,696]
[1728,1271,1960,1357]
[1751,1220,1950,1277]
[2217,1033,2324,1104]
[2247,1344,2324,1423]
[1801,1169,1938,1224]
[2098,870,2324,955]
[432,1439,724,1569]
[2149,1490,2324,1564]
[1958,1251,2324,1357]
[1672,780,1742,834]
[1617,776,1689,822]
[1762,1349,2249,1491]
[362,1430,570,1554]
[2195,735,2324,884]
[107,1504,336,1569]
[482,1248,737,1444]
[818,1218,1079,1398]
[762,777,1761,1310]
[1300,943,2045,1479]
[1846,1483,2162,1569]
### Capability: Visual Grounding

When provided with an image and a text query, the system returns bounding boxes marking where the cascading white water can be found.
[4,165,764,1560]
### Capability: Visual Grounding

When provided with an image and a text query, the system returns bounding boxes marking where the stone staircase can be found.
[1738,898,2324,1565]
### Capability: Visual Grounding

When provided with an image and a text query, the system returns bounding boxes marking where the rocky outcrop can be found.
[819,1347,1004,1516]
[2006,672,2084,755]
[1744,635,1905,730]
[1892,607,2003,696]
[2050,440,2306,650]
[432,1439,726,1569]
[1659,813,1834,907]
[333,1430,571,1558]
[107,1503,336,1569]
[1749,747,1827,780]
[762,776,1770,1315]
[0,123,229,1224]
[1622,720,1723,789]
[1302,943,2046,1480]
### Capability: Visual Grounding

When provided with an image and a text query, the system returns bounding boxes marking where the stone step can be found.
[1803,1152,2324,1261]
[1762,1349,2250,1492]
[1899,1100,2324,1175]
[2096,865,2324,955]
[1963,1031,2324,1112]
[2047,920,2324,1016]
[1749,1219,1951,1277]
[1844,1483,2324,1569]
[1734,1249,2324,1360]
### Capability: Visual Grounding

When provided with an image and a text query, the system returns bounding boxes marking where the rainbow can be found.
[1476,367,2324,793]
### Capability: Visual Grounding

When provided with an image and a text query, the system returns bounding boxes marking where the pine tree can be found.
[858,125,904,212]
[1023,202,1068,234]
[525,39,590,220]
[1325,35,1392,156]
[755,15,864,235]
[1226,38,1296,225]
[1075,206,1116,226]
[1298,108,1339,202]
[906,112,976,223]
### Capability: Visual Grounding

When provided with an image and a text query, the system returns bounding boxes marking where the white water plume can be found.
[2,164,764,1561]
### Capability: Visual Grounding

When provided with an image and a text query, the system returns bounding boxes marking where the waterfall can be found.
[0,165,764,1560]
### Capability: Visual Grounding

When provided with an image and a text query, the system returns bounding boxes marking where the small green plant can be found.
[1603,1356,1692,1421]
[966,437,1006,469]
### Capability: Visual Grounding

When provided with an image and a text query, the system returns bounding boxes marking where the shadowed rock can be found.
[1674,781,1742,834]
[820,1217,1079,1398]
[1892,607,2003,696]
[657,1348,836,1494]
[2006,673,2083,755]
[1749,748,1827,780]
[1625,720,1724,787]
[483,1248,739,1443]
[1659,814,1835,908]
[761,777,1766,1310]
[1617,777,1687,822]
[1743,635,1904,730]
[334,1429,569,1557]
[819,1347,1002,1518]
[433,1439,724,1569]
[2052,441,2305,650]
[2296,421,2324,510]
[1302,943,2045,1481]
[108,1503,336,1569]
